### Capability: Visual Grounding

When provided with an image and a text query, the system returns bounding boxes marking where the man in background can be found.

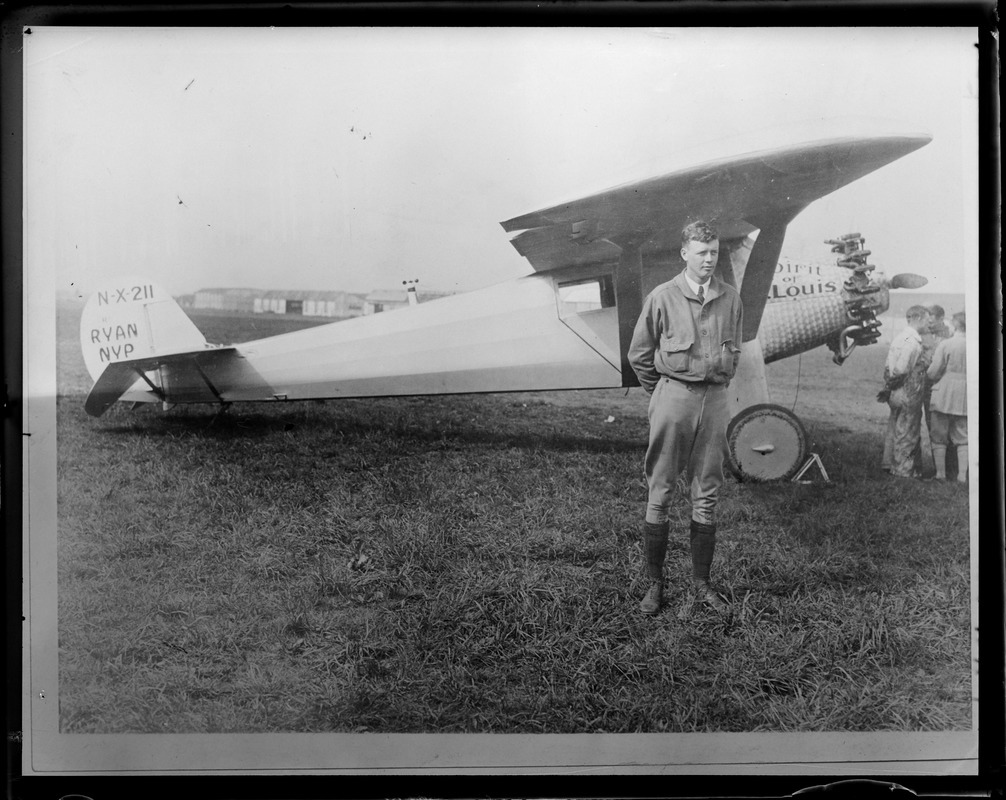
[914,304,954,476]
[927,311,968,482]
[880,305,931,479]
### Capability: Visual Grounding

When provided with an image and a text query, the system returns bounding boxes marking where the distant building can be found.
[193,286,457,318]
[363,288,455,314]
[193,287,259,312]
[253,289,366,318]
[191,287,366,317]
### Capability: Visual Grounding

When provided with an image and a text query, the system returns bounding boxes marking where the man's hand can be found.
[885,373,907,391]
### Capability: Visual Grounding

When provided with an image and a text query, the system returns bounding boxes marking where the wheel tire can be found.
[727,403,809,482]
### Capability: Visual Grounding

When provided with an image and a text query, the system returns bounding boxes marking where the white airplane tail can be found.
[79,277,208,384]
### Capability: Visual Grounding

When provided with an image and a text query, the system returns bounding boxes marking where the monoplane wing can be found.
[501,134,931,342]
[84,346,241,417]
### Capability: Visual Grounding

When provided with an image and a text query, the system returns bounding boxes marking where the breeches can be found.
[644,378,729,526]
[930,411,968,446]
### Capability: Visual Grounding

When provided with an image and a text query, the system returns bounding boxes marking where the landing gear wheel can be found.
[727,403,809,482]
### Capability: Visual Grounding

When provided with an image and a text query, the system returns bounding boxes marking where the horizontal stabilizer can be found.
[84,347,237,418]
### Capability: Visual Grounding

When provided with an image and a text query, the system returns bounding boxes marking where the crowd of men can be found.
[880,304,969,482]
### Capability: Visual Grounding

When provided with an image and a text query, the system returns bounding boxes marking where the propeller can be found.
[888,273,929,290]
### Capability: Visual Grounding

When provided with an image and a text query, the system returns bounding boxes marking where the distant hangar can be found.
[187,287,453,318]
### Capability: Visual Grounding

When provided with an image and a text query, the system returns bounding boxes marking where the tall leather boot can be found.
[932,445,947,480]
[639,521,668,615]
[957,446,968,483]
[690,519,728,612]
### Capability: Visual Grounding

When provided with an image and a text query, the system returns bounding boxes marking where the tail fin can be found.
[79,277,207,384]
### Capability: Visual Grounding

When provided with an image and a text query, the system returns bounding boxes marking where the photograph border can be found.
[8,1,1002,791]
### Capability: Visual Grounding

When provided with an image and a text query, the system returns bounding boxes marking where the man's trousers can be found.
[883,394,923,478]
[644,378,729,526]
[930,410,968,447]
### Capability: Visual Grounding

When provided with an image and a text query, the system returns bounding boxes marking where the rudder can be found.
[79,277,207,384]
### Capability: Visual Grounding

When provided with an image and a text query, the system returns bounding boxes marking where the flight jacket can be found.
[628,271,744,394]
[926,333,967,416]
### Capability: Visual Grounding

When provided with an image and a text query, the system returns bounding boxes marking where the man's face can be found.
[912,313,932,333]
[681,238,719,284]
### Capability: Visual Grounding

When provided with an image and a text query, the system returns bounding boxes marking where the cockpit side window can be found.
[556,274,616,317]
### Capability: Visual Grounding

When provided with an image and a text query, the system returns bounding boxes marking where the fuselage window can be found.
[556,275,616,317]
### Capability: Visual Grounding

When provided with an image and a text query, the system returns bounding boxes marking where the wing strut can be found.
[614,245,643,387]
[739,215,794,342]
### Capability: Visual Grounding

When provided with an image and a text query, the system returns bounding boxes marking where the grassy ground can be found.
[55,304,972,733]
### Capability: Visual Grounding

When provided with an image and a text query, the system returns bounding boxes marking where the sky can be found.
[26,26,978,299]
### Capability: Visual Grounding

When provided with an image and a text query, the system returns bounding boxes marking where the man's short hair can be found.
[906,305,929,321]
[952,311,966,331]
[681,220,719,248]
[928,304,945,319]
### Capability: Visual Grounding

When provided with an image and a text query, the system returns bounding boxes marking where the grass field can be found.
[54,302,973,733]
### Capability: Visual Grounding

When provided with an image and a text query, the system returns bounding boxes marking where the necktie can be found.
[697,285,705,304]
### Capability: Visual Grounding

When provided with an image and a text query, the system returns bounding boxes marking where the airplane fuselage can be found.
[81,257,888,419]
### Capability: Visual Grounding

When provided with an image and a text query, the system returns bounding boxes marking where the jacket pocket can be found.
[719,339,742,377]
[660,332,693,373]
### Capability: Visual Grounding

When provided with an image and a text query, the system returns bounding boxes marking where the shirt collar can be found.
[683,272,710,296]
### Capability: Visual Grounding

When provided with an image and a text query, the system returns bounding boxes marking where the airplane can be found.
[77,131,932,481]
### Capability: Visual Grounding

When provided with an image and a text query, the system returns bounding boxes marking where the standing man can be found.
[927,311,968,482]
[926,304,952,342]
[628,220,743,616]
[880,305,931,478]
[914,304,953,475]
